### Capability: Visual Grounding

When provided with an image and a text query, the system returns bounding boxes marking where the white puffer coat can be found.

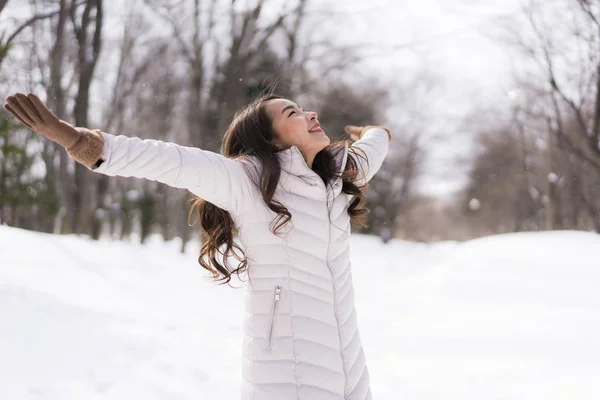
[92,127,390,399]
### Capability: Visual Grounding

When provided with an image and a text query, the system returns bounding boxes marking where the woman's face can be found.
[264,98,330,162]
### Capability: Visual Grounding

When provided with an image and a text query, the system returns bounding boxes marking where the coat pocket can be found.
[266,285,282,350]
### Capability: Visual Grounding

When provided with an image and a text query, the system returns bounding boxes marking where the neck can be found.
[305,154,315,169]
[300,149,316,169]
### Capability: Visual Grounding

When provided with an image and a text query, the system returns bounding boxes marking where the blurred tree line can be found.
[455,0,600,238]
[1,0,599,247]
[393,0,600,241]
[0,0,424,248]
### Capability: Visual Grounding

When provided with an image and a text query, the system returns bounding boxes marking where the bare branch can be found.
[1,0,85,54]
[141,0,194,62]
[526,2,595,154]
[548,86,600,170]
[577,0,600,145]
[578,0,600,29]
[248,14,285,58]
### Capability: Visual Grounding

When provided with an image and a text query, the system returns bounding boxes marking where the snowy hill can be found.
[1,226,599,399]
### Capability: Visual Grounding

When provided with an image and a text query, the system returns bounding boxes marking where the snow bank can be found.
[1,226,598,399]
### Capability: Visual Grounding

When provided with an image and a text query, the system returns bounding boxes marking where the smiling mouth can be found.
[309,126,323,133]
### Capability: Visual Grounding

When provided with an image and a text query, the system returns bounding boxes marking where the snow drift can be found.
[1,226,598,399]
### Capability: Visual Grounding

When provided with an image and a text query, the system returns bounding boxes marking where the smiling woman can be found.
[3,91,391,400]
[266,98,330,168]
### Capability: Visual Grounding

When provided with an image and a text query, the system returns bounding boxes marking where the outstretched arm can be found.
[92,132,254,213]
[345,125,391,185]
[3,92,255,214]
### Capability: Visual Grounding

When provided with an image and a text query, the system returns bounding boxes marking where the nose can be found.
[306,111,318,121]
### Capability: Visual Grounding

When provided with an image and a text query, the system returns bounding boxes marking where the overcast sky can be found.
[321,0,523,94]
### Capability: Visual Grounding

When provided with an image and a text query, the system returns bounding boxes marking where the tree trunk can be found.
[71,0,103,235]
[48,0,74,233]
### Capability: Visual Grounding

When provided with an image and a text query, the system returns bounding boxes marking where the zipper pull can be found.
[275,286,281,300]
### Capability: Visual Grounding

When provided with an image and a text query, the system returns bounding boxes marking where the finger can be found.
[15,93,43,123]
[3,103,33,128]
[27,93,55,123]
[6,94,35,125]
[5,96,35,127]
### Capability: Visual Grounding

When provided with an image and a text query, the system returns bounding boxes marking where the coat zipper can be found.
[266,285,281,350]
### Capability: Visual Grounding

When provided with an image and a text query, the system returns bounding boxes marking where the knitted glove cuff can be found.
[66,128,105,168]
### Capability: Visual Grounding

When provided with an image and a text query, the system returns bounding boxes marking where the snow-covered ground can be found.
[1,226,599,399]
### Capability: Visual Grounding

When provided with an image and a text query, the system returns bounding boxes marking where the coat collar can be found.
[276,143,348,180]
[275,143,349,203]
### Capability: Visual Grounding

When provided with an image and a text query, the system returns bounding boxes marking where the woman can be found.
[3,92,391,400]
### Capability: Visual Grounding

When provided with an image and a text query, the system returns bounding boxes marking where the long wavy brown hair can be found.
[189,94,370,286]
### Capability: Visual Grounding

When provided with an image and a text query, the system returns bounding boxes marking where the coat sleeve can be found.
[350,127,390,186]
[91,132,256,214]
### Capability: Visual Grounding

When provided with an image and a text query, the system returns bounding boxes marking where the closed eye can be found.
[282,104,303,117]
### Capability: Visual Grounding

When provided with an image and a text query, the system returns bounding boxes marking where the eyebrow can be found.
[281,104,299,114]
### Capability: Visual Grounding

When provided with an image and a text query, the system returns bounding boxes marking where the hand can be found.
[3,92,80,148]
[344,125,391,141]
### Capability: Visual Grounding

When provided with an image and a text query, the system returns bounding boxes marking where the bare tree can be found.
[367,131,423,240]
[47,0,75,233]
[463,120,542,235]
[69,0,103,234]
[91,9,171,240]
[133,0,314,250]
[487,0,600,232]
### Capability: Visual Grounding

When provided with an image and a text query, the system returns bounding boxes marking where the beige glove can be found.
[3,92,104,167]
[344,125,392,142]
